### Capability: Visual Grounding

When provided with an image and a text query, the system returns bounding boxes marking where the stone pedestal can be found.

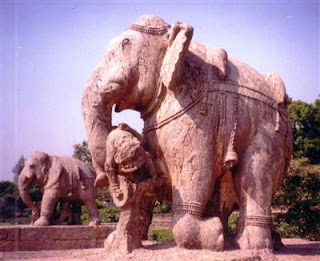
[0,224,116,251]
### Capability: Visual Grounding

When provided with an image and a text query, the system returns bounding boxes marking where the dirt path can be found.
[1,238,319,261]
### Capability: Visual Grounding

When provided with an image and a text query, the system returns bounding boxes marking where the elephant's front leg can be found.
[233,124,288,250]
[34,189,60,226]
[164,119,224,250]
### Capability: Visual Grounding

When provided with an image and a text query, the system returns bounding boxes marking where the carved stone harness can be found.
[143,80,288,135]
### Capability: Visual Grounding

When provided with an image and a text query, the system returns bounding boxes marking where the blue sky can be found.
[1,0,319,181]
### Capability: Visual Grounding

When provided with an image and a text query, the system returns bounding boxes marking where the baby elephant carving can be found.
[18,152,101,226]
[95,123,159,254]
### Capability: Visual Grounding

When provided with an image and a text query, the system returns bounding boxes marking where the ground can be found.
[1,238,319,261]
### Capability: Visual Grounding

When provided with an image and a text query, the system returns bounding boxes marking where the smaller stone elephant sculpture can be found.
[18,152,101,226]
[95,123,160,254]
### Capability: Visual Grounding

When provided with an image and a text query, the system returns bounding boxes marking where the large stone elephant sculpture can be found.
[18,152,101,226]
[82,15,292,250]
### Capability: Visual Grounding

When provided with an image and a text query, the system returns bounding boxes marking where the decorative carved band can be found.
[174,201,204,216]
[128,24,170,36]
[141,82,167,120]
[143,94,204,133]
[239,215,272,228]
[143,81,288,134]
[208,80,288,116]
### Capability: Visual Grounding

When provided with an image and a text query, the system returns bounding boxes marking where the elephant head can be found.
[102,123,153,207]
[18,152,50,217]
[82,15,193,176]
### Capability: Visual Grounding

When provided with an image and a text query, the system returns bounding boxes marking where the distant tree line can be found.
[271,99,320,240]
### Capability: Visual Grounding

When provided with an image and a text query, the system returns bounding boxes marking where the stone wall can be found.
[0,214,174,252]
[149,213,173,230]
[0,224,116,252]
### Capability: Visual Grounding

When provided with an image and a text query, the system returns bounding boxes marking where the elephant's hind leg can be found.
[81,191,101,226]
[233,124,287,250]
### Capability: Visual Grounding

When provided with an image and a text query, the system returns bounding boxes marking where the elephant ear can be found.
[160,22,193,90]
[44,157,63,190]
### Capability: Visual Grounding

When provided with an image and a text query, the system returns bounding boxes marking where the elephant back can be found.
[57,156,96,187]
[227,55,287,106]
[189,42,289,109]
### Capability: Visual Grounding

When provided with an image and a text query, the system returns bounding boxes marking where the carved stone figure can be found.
[95,123,159,254]
[82,15,292,251]
[18,152,101,226]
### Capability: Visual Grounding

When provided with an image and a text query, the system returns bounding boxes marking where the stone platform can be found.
[0,223,116,252]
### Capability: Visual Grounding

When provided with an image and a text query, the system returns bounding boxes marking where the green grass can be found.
[151,229,174,242]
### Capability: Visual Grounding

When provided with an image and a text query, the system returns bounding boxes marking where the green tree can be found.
[288,99,320,164]
[72,141,92,166]
[12,155,26,183]
[0,181,19,218]
[273,158,320,239]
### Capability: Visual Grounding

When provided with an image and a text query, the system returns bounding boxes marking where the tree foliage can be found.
[72,141,92,166]
[0,181,30,219]
[0,181,19,218]
[12,155,26,184]
[288,99,320,164]
[0,155,44,221]
[273,158,320,239]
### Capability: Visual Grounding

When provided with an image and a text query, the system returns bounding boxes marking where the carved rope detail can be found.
[239,215,272,228]
[174,201,204,216]
[230,94,238,149]
[141,81,167,120]
[143,94,204,133]
[128,24,170,36]
[224,94,239,168]
[144,83,286,134]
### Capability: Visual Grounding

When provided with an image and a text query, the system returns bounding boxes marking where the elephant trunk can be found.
[18,170,34,209]
[82,79,113,175]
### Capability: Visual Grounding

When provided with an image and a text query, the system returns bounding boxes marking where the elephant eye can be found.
[122,38,130,49]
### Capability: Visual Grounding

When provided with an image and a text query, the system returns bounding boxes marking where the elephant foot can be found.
[104,228,141,254]
[104,231,117,249]
[33,216,50,226]
[199,217,224,250]
[173,213,224,251]
[234,225,273,250]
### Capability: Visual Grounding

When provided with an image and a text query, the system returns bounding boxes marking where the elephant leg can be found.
[34,189,60,226]
[233,124,287,250]
[169,124,223,250]
[81,192,101,226]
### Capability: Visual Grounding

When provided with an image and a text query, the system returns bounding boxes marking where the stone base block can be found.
[0,223,116,252]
